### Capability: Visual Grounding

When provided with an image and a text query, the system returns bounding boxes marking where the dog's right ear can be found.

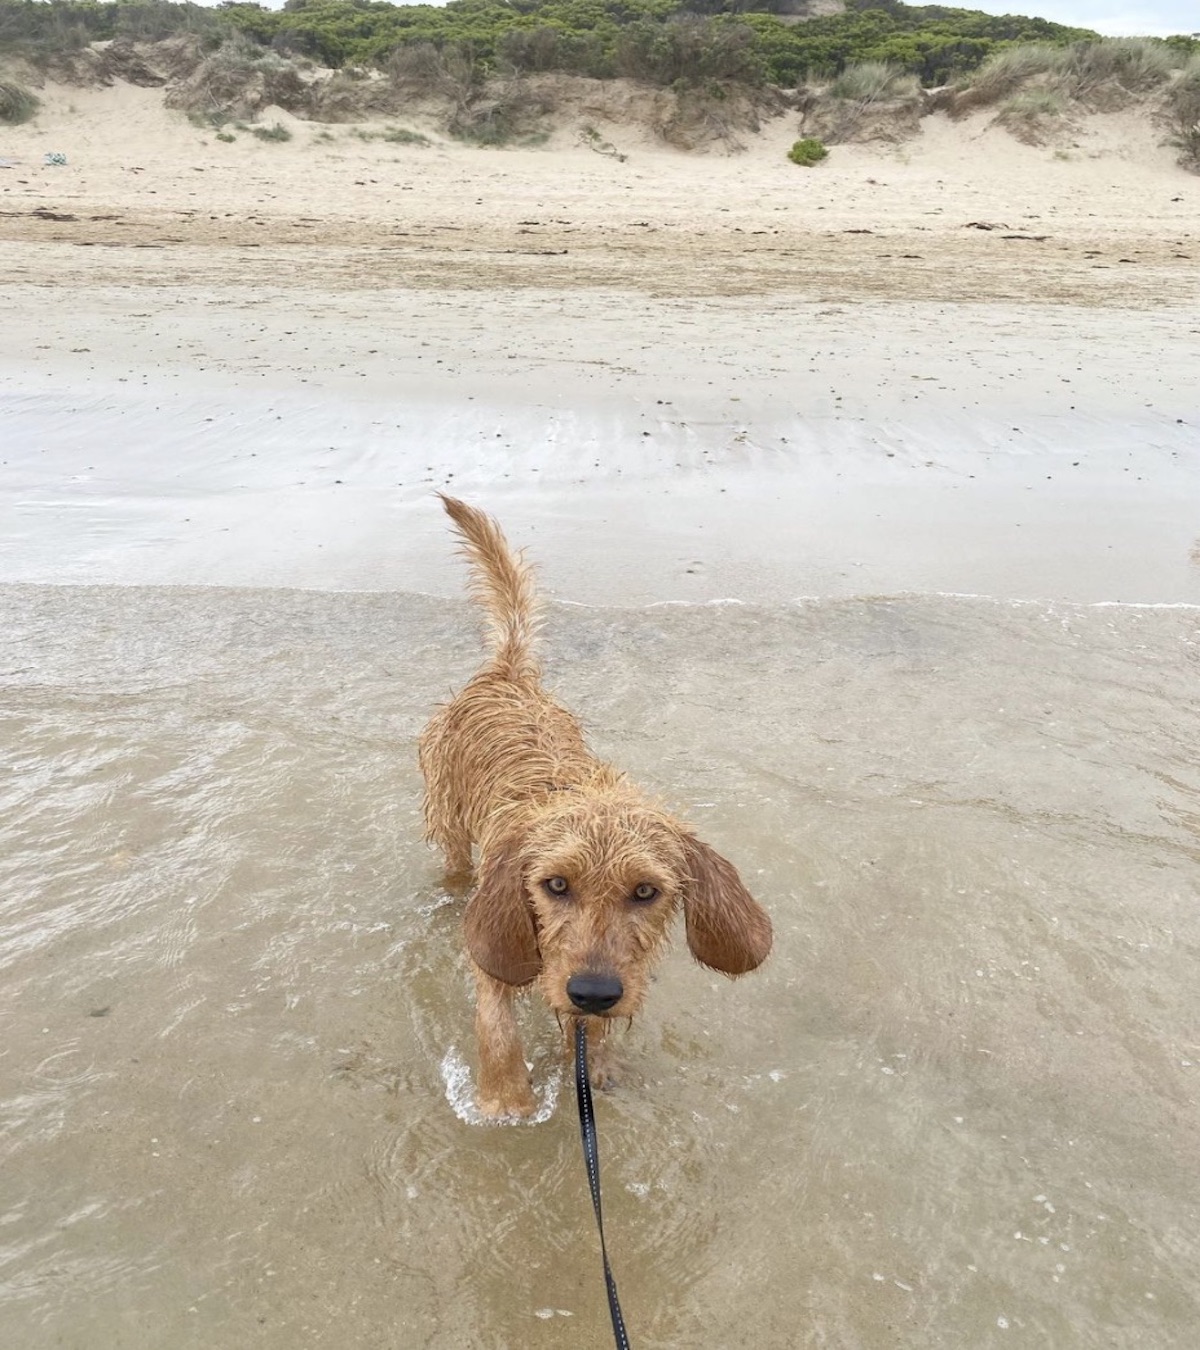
[463,835,541,986]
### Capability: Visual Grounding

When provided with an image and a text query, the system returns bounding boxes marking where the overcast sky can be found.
[961,2,1197,36]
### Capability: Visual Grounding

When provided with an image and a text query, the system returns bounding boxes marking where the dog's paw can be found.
[441,866,475,896]
[588,1050,620,1093]
[478,1087,537,1120]
[477,1090,534,1123]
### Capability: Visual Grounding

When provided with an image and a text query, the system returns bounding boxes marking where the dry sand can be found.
[2,80,1199,602]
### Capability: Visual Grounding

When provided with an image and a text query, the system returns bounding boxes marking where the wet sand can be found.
[3,287,1198,605]
[3,77,1200,1350]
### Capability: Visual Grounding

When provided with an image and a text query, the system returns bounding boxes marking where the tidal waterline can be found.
[4,293,1199,607]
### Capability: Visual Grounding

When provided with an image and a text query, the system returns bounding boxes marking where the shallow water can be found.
[3,582,1198,1348]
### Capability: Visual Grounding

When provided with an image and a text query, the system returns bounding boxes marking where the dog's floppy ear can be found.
[680,835,772,975]
[463,835,541,986]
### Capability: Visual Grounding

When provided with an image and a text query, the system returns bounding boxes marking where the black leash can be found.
[574,1020,632,1350]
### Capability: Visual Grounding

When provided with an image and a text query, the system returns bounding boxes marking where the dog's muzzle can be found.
[566,972,623,1015]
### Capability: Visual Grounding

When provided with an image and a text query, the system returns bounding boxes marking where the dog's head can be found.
[463,792,772,1018]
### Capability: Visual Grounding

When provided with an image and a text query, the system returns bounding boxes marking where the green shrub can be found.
[0,80,40,125]
[251,121,292,142]
[498,25,609,80]
[188,109,232,129]
[1165,55,1200,169]
[348,125,430,145]
[380,125,429,145]
[388,41,478,101]
[449,108,543,148]
[0,0,1113,95]
[613,16,765,88]
[7,0,1181,142]
[166,36,308,120]
[788,136,828,166]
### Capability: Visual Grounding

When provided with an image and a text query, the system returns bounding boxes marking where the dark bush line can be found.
[1,0,1196,93]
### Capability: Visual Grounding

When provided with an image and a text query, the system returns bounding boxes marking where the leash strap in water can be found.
[574,1020,632,1350]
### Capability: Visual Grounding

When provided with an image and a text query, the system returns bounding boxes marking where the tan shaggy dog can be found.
[420,496,773,1118]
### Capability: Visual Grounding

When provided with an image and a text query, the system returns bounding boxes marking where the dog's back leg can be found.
[430,814,472,880]
[418,714,474,879]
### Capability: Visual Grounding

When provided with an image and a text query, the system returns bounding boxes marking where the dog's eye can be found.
[632,883,659,903]
[544,876,570,897]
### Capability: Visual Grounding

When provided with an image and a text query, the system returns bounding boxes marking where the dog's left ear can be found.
[680,835,773,975]
[463,834,542,987]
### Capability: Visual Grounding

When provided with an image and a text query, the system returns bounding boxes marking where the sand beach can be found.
[2,78,1198,601]
[3,66,1200,1350]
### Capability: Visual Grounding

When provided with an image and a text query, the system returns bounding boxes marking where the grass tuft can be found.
[995,89,1068,143]
[1164,54,1200,170]
[828,62,916,105]
[0,80,40,125]
[251,122,292,142]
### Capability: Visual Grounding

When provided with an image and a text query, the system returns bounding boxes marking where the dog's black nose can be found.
[566,973,623,1015]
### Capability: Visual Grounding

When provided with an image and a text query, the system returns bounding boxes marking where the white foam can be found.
[439,1046,560,1126]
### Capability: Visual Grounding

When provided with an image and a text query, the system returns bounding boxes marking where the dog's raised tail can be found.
[439,494,541,683]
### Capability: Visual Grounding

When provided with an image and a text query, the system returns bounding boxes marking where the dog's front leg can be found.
[568,1016,619,1091]
[473,967,536,1118]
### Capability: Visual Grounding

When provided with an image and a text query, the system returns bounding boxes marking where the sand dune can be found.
[1,78,1197,301]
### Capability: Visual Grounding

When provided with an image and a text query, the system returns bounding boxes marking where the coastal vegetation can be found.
[1166,53,1200,167]
[1,1,1198,163]
[787,134,826,164]
[0,74,39,120]
[0,0,1148,86]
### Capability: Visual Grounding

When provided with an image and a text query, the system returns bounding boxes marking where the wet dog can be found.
[419,496,772,1117]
